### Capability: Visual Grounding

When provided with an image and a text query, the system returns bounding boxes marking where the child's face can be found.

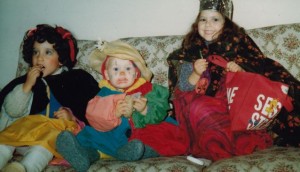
[32,41,62,77]
[198,10,225,41]
[104,57,138,89]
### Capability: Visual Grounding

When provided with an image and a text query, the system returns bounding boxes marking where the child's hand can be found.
[193,59,208,76]
[133,97,147,115]
[23,65,43,93]
[54,107,74,121]
[116,98,133,118]
[226,61,244,72]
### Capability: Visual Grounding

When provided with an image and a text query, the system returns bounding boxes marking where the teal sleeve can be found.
[132,84,170,128]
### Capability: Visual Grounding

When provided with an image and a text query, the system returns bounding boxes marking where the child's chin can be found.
[117,83,130,88]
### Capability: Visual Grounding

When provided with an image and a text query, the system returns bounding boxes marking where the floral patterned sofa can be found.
[14,23,300,172]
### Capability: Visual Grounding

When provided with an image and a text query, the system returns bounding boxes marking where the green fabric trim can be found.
[132,84,170,128]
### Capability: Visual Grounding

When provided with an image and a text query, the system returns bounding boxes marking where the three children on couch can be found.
[0,0,299,171]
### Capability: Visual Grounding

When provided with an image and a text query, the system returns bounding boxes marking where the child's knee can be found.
[0,145,15,169]
[21,145,53,172]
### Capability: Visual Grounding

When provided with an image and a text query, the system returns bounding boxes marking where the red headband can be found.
[101,56,109,80]
[27,28,37,37]
[55,27,76,62]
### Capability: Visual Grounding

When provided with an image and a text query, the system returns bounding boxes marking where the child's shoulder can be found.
[67,68,90,75]
[150,83,169,97]
[0,75,27,108]
[63,69,95,80]
[57,69,99,88]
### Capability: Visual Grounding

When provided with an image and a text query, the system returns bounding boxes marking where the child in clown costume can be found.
[56,40,188,172]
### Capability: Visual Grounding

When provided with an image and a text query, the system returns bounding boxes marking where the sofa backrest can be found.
[16,23,300,87]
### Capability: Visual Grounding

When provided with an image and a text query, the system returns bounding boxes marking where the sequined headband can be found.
[199,0,233,19]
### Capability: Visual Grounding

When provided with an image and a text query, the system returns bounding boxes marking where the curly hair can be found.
[182,11,245,50]
[22,24,78,70]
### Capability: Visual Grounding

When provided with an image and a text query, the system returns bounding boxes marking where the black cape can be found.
[0,69,100,125]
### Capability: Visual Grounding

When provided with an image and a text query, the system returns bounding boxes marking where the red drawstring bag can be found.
[208,55,294,131]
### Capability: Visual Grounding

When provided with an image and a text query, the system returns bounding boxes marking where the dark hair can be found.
[182,11,245,49]
[22,24,78,69]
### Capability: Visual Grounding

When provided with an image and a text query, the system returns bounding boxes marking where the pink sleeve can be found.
[86,94,126,132]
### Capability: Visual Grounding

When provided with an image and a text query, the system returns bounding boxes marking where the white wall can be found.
[0,0,299,89]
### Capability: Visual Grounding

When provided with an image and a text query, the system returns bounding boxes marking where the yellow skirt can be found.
[0,115,77,158]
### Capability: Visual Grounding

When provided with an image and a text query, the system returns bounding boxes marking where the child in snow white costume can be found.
[0,24,100,172]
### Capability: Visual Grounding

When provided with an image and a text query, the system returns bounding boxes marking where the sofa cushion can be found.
[41,156,204,172]
[204,146,300,172]
[88,156,204,172]
[246,23,300,80]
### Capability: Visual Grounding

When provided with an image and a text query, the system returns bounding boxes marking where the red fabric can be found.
[208,55,294,131]
[126,81,153,96]
[128,120,189,156]
[55,27,76,62]
[173,88,273,161]
[226,71,293,131]
[234,130,273,156]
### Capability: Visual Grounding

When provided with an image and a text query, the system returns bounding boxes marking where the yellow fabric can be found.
[0,115,78,158]
[99,77,146,93]
[99,151,114,160]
